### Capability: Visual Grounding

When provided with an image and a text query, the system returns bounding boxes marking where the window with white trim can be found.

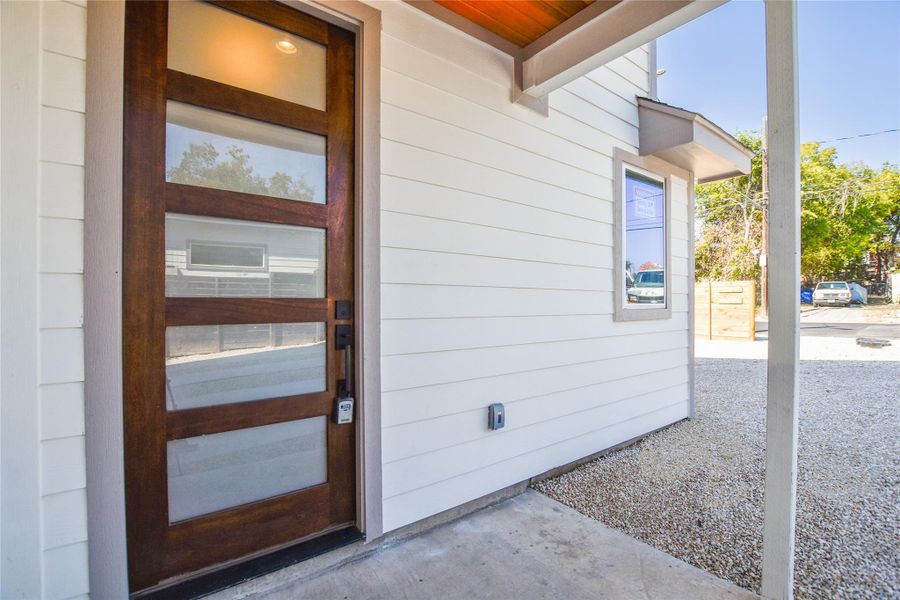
[614,150,672,322]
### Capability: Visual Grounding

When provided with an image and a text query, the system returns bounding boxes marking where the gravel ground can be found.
[533,359,899,599]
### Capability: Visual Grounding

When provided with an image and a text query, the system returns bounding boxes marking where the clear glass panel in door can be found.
[167,417,327,523]
[167,0,327,110]
[166,101,327,203]
[165,322,327,411]
[165,213,326,298]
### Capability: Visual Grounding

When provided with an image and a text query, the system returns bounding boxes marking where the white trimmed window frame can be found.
[613,148,675,322]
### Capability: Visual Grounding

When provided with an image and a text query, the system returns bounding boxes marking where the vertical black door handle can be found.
[335,324,353,398]
[342,342,353,398]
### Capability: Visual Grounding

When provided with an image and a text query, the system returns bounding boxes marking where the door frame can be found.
[84,1,382,597]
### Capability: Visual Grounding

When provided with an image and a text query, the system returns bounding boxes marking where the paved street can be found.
[798,304,900,324]
[756,305,900,341]
[697,304,900,361]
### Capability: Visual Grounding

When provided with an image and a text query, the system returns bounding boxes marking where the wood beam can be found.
[761,1,801,599]
[518,0,725,99]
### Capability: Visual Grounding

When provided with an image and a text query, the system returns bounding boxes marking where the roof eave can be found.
[637,97,753,182]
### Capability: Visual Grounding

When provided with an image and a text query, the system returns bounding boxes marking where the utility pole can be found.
[761,116,769,317]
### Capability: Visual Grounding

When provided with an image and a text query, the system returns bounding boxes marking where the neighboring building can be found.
[0,1,751,597]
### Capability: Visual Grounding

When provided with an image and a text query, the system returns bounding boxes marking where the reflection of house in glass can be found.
[165,213,325,298]
[164,213,327,411]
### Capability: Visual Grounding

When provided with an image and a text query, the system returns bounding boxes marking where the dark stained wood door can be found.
[123,1,356,592]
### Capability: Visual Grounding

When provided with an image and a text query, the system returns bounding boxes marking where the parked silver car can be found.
[812,281,851,307]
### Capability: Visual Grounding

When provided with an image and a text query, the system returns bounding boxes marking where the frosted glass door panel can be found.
[167,417,327,523]
[166,323,326,411]
[165,213,325,298]
[168,0,326,110]
[166,101,326,203]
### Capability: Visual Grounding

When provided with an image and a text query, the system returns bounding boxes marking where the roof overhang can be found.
[406,0,727,102]
[637,97,753,183]
[518,0,725,99]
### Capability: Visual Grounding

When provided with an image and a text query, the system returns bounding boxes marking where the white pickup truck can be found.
[627,269,665,304]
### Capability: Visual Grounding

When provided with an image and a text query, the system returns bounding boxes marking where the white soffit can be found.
[637,97,753,183]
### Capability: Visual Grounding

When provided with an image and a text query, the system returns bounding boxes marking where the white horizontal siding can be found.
[0,1,93,598]
[382,69,615,178]
[383,103,612,198]
[377,1,690,533]
[382,34,630,158]
[383,401,688,529]
[382,211,611,268]
[382,314,689,356]
[381,284,689,319]
[381,246,614,291]
[383,360,689,460]
[43,542,89,600]
[382,175,612,245]
[383,383,689,499]
[382,140,613,221]
[382,330,687,392]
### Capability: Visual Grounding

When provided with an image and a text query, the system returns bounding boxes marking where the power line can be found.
[698,183,899,203]
[811,128,899,144]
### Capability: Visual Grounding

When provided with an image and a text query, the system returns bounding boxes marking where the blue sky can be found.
[656,0,900,169]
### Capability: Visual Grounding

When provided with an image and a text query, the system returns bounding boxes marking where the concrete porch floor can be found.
[206,489,758,600]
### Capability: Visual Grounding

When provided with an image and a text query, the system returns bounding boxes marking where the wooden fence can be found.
[695,280,756,340]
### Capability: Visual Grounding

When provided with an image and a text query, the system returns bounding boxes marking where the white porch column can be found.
[761,1,801,599]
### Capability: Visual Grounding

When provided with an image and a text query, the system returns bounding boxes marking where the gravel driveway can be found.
[533,358,899,599]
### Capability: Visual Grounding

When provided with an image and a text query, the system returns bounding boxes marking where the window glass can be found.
[168,0,326,110]
[624,169,666,307]
[167,417,327,522]
[165,213,325,298]
[166,101,326,204]
[165,322,326,411]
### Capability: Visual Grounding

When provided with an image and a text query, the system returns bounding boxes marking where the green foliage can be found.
[695,131,900,284]
[695,132,764,280]
[168,142,316,202]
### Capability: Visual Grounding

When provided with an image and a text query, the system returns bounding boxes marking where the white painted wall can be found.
[375,2,692,532]
[1,2,89,599]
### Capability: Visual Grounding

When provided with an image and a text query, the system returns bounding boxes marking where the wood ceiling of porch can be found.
[431,0,617,48]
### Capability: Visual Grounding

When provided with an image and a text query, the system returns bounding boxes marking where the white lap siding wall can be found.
[375,2,691,532]
[1,1,89,599]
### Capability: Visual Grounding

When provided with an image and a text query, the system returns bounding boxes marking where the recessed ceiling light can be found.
[275,40,297,55]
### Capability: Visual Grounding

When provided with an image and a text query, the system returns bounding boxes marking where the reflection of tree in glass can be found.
[168,142,316,202]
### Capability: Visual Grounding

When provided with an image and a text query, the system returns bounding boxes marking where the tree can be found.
[695,131,900,285]
[865,166,900,280]
[168,142,316,202]
[695,132,764,281]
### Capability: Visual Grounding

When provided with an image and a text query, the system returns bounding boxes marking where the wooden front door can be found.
[122,1,356,592]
